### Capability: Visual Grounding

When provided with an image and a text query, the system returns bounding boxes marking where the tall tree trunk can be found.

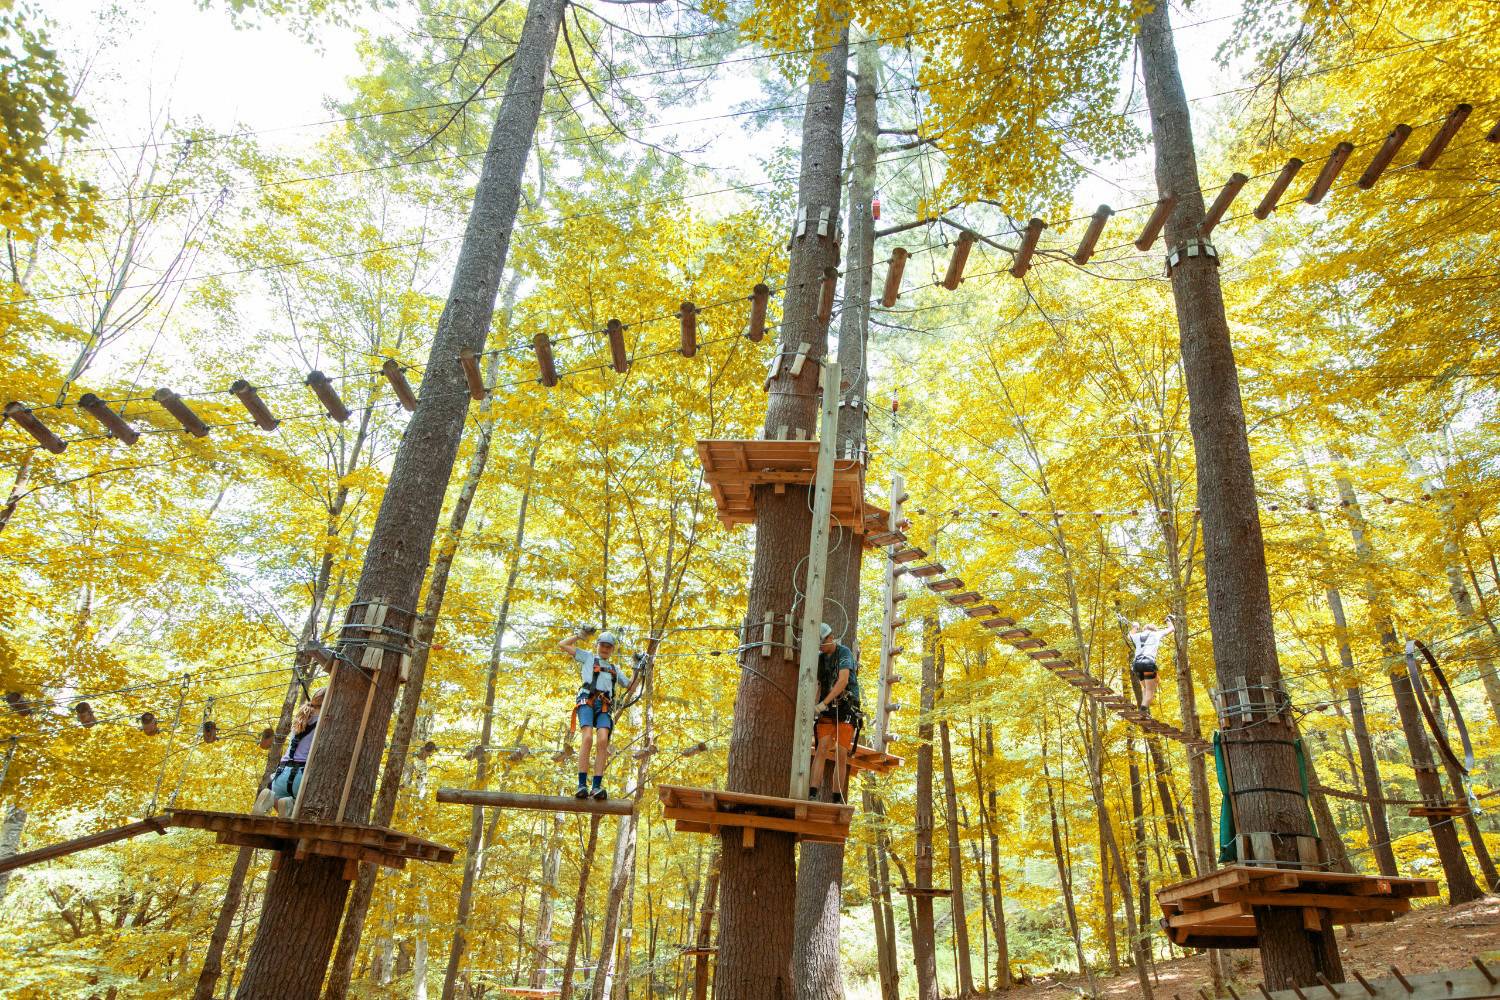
[912,632,939,1000]
[0,804,28,905]
[561,816,604,1000]
[1128,741,1152,976]
[1303,751,1352,873]
[233,0,566,992]
[935,649,974,999]
[715,31,848,1000]
[792,26,876,1000]
[330,291,525,1000]
[985,726,1010,991]
[441,441,541,999]
[1333,472,1483,904]
[863,790,901,1000]
[1144,739,1193,879]
[1341,683,1399,873]
[532,813,566,988]
[1137,3,1338,987]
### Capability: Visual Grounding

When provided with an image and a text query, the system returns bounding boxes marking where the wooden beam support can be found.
[817,268,837,325]
[4,402,67,453]
[679,302,698,357]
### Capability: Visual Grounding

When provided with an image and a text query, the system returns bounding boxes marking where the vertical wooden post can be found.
[789,360,841,800]
[874,475,904,752]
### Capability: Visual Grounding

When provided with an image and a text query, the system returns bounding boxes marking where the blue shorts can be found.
[576,698,613,731]
[270,763,305,800]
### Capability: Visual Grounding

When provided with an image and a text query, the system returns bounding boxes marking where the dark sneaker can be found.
[575,783,590,799]
[592,785,608,801]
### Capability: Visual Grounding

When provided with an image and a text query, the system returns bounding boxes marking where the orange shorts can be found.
[814,718,856,751]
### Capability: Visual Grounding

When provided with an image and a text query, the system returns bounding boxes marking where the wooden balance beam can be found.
[0,815,169,874]
[435,789,636,816]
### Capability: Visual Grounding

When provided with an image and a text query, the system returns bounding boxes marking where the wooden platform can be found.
[846,745,903,776]
[169,809,456,876]
[1409,803,1470,818]
[697,440,865,528]
[0,815,168,874]
[1156,865,1438,949]
[658,784,852,846]
[898,885,954,897]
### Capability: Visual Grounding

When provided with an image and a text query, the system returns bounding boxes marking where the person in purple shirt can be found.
[253,687,324,817]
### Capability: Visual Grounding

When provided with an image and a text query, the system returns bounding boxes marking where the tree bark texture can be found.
[691,854,721,1000]
[531,813,566,988]
[792,26,876,1000]
[861,787,899,1000]
[232,1,566,994]
[1136,3,1339,988]
[716,33,848,1000]
[329,327,521,1000]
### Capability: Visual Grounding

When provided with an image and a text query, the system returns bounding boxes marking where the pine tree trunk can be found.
[986,724,1010,990]
[912,636,939,1000]
[863,790,901,1000]
[1303,751,1352,873]
[715,32,848,1000]
[232,1,565,992]
[1333,472,1483,904]
[330,295,524,1000]
[1136,2,1338,987]
[791,26,875,1000]
[561,816,604,1000]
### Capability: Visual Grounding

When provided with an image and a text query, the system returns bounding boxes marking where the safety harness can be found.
[570,653,624,733]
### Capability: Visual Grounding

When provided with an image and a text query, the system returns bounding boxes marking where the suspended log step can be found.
[658,784,852,846]
[435,788,635,816]
[908,563,946,578]
[696,440,866,529]
[0,815,169,874]
[1156,864,1438,950]
[847,745,903,776]
[679,947,719,957]
[1408,803,1470,818]
[168,808,455,878]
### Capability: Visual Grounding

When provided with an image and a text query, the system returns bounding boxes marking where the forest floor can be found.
[991,893,1500,999]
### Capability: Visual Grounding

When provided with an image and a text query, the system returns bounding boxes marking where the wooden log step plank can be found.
[0,816,172,875]
[435,789,636,816]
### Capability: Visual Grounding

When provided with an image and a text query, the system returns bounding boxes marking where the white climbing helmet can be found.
[819,623,834,641]
[597,631,618,647]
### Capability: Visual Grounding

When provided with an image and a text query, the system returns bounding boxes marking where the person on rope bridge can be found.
[811,622,862,803]
[1127,615,1175,712]
[252,686,325,817]
[560,626,643,801]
